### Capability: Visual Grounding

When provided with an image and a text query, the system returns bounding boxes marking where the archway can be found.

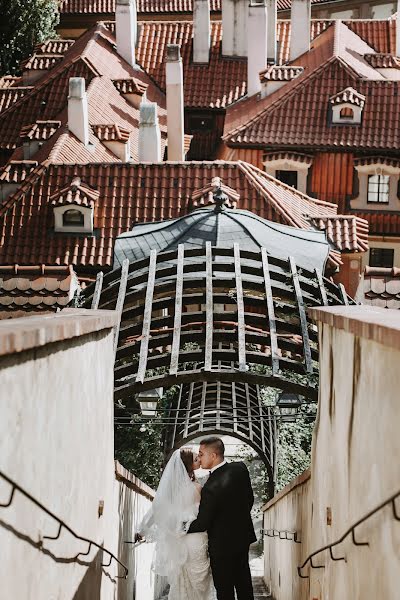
[80,243,352,491]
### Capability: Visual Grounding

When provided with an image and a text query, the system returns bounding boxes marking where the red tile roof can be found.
[0,76,23,88]
[351,211,400,236]
[261,65,304,82]
[92,123,131,142]
[0,161,362,271]
[0,161,39,184]
[191,176,240,209]
[0,265,79,315]
[21,54,65,72]
[58,0,340,15]
[359,266,400,309]
[329,87,366,107]
[0,23,167,161]
[20,120,61,141]
[311,215,369,252]
[364,53,400,69]
[50,176,100,208]
[224,21,400,151]
[0,87,33,115]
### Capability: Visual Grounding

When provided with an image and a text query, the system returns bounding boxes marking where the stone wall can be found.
[0,309,156,599]
[263,306,400,600]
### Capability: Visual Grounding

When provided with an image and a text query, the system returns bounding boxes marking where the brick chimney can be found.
[222,0,248,57]
[138,101,162,162]
[68,78,89,146]
[290,0,311,61]
[267,0,277,64]
[193,0,211,64]
[166,45,185,161]
[247,0,268,97]
[116,0,137,68]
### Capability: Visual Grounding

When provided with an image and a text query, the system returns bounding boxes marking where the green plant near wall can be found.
[0,0,59,75]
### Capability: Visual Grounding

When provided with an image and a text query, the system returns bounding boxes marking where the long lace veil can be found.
[139,449,199,579]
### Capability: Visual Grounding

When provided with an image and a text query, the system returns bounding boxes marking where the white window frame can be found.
[351,162,400,212]
[263,156,312,194]
[54,204,94,234]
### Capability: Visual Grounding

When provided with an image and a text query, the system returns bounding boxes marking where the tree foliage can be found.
[0,0,59,76]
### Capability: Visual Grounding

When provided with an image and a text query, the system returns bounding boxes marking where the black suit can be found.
[187,461,256,600]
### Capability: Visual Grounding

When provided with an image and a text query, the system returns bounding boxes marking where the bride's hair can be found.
[180,448,195,481]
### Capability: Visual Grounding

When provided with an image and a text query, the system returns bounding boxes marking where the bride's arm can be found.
[187,485,218,534]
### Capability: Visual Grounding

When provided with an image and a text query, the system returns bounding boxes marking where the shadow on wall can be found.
[72,548,103,600]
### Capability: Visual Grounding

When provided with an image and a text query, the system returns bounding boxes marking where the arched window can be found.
[340,106,354,119]
[63,209,84,227]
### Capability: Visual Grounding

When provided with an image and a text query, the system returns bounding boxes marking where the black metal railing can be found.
[261,528,301,543]
[298,487,400,578]
[0,469,128,579]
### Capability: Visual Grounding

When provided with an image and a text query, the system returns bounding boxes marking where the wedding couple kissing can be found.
[135,437,256,599]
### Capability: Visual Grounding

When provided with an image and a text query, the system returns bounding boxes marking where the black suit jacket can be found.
[187,461,256,557]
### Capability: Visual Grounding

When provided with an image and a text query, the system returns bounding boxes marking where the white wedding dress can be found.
[139,450,215,600]
[168,484,215,600]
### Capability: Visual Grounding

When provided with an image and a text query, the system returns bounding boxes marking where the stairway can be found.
[253,575,272,599]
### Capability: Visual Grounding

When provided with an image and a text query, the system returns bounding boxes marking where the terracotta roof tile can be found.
[264,151,313,165]
[310,215,369,252]
[59,0,340,15]
[92,123,131,142]
[20,120,61,141]
[0,264,79,314]
[329,87,366,107]
[0,76,23,89]
[0,23,167,161]
[113,77,148,96]
[0,161,354,271]
[261,65,304,82]
[50,176,100,208]
[351,211,400,236]
[0,161,39,183]
[364,53,400,69]
[35,39,75,55]
[359,267,400,309]
[353,155,400,168]
[21,54,65,72]
[191,176,240,209]
[224,21,400,150]
[0,87,33,115]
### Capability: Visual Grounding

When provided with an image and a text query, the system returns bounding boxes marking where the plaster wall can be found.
[0,311,156,600]
[263,307,400,600]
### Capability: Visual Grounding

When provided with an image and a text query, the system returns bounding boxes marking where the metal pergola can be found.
[80,242,352,479]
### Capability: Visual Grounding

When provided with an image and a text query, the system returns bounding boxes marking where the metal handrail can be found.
[261,528,301,543]
[298,487,400,578]
[0,469,128,579]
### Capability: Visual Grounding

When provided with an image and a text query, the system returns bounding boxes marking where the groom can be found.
[187,436,256,600]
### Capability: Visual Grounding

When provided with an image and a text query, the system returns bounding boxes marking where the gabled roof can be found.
[0,161,39,184]
[0,23,167,162]
[20,120,61,141]
[191,176,240,209]
[92,123,131,142]
[0,161,364,271]
[223,21,400,150]
[329,86,366,107]
[50,176,100,208]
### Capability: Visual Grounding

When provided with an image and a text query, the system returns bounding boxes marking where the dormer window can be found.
[263,152,313,194]
[51,177,99,234]
[330,87,366,125]
[63,209,85,226]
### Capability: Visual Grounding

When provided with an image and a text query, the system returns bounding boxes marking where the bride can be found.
[136,448,215,599]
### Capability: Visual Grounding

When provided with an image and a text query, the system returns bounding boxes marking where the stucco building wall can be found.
[263,306,400,600]
[0,310,157,600]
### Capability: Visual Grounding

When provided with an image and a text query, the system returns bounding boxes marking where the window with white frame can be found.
[63,209,85,227]
[367,174,390,203]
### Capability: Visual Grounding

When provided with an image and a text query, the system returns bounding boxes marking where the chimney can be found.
[247,0,268,97]
[290,0,311,61]
[68,78,89,146]
[166,45,185,161]
[138,101,162,162]
[267,0,277,63]
[193,0,211,64]
[222,0,248,57]
[116,0,137,68]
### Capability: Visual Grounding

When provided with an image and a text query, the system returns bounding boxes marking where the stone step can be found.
[252,575,271,599]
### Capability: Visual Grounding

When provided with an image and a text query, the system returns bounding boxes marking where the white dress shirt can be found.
[210,459,227,474]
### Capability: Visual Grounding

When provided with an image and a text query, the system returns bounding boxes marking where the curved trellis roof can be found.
[81,243,352,403]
